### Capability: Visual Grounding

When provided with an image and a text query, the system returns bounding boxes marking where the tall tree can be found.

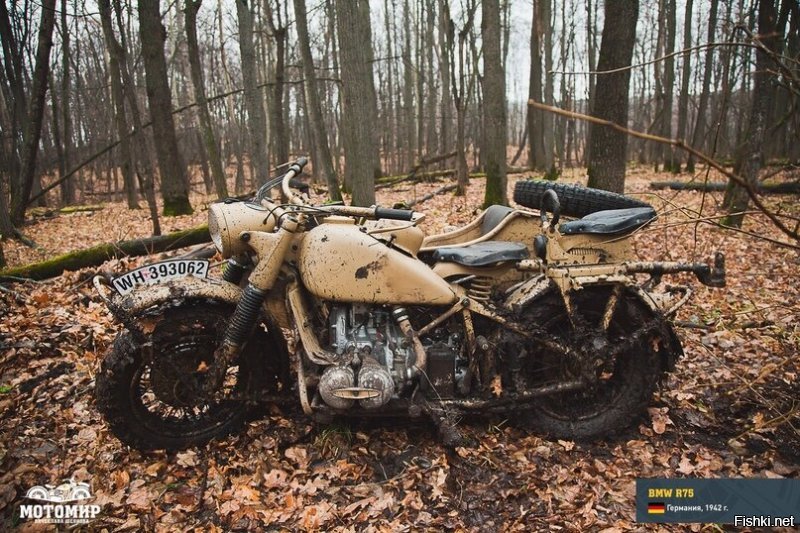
[661,0,678,171]
[98,0,138,210]
[110,0,161,234]
[138,0,193,216]
[236,0,270,187]
[59,0,76,205]
[723,0,779,227]
[294,0,341,201]
[527,0,555,173]
[482,0,507,207]
[10,0,57,224]
[586,0,638,193]
[686,0,718,172]
[675,0,693,170]
[265,2,289,166]
[442,0,477,196]
[185,0,228,198]
[335,0,380,206]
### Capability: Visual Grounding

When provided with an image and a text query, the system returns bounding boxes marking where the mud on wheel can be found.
[95,304,279,451]
[517,285,677,440]
[513,179,650,218]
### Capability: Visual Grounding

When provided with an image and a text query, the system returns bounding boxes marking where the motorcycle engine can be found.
[321,304,466,408]
[327,304,415,383]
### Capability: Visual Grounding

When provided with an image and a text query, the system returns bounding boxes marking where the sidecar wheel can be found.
[513,179,650,218]
[95,304,280,451]
[518,286,674,440]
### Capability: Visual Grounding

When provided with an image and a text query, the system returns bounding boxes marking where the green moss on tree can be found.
[163,197,194,216]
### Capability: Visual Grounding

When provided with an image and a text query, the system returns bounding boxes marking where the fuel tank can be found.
[298,218,458,305]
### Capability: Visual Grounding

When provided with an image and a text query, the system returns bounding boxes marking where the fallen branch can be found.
[0,225,210,282]
[405,184,459,208]
[528,100,800,242]
[376,152,457,189]
[650,180,800,194]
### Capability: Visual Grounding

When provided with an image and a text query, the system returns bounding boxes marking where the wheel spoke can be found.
[601,285,622,331]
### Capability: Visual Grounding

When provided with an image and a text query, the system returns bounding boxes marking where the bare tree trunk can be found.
[541,0,555,174]
[661,0,678,172]
[265,3,289,166]
[686,0,718,172]
[438,0,452,167]
[236,0,270,187]
[527,0,545,170]
[138,0,193,216]
[586,0,638,193]
[10,0,56,224]
[59,0,76,206]
[425,2,438,157]
[98,0,138,209]
[676,0,693,171]
[402,2,416,171]
[723,0,779,227]
[185,0,228,199]
[584,0,597,164]
[335,0,380,206]
[111,0,160,234]
[482,0,507,207]
[294,0,341,201]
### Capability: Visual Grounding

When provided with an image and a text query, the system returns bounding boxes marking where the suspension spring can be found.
[222,257,247,284]
[225,284,266,346]
[467,277,492,301]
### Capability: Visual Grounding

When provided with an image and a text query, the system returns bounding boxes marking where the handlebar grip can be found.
[289,157,309,174]
[374,206,415,221]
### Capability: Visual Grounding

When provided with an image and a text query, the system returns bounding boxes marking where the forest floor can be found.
[0,166,798,531]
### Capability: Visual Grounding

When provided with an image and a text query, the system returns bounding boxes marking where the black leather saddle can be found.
[431,241,529,267]
[559,207,657,235]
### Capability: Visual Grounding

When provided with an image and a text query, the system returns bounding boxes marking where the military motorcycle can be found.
[93,158,725,450]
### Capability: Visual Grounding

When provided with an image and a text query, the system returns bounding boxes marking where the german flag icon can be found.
[648,502,666,514]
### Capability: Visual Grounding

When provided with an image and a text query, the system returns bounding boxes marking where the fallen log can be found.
[650,180,800,193]
[0,225,210,282]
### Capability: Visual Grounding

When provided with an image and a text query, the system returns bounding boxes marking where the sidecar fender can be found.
[116,276,242,317]
[505,278,684,371]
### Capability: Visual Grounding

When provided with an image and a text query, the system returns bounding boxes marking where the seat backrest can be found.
[480,205,514,236]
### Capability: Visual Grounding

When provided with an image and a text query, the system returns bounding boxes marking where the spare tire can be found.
[514,180,651,219]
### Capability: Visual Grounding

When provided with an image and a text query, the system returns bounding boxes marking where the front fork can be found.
[204,218,299,393]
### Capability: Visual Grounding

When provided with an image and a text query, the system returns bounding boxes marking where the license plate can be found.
[112,259,209,296]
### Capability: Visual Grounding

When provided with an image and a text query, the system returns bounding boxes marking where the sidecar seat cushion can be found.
[481,205,515,235]
[432,241,529,267]
[559,207,657,235]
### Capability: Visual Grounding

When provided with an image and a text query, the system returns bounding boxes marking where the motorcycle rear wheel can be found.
[95,304,276,451]
[519,286,669,440]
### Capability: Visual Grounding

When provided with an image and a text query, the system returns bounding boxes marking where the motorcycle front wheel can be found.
[519,286,674,440]
[95,303,277,451]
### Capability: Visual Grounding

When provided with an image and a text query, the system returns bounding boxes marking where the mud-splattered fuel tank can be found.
[298,218,458,305]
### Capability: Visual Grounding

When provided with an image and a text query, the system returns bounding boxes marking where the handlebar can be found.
[268,157,419,223]
[282,157,309,205]
[374,207,416,221]
[315,204,418,222]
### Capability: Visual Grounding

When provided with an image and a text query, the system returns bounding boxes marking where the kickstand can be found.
[422,401,468,448]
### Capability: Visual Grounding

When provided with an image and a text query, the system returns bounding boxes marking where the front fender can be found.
[114,276,243,316]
